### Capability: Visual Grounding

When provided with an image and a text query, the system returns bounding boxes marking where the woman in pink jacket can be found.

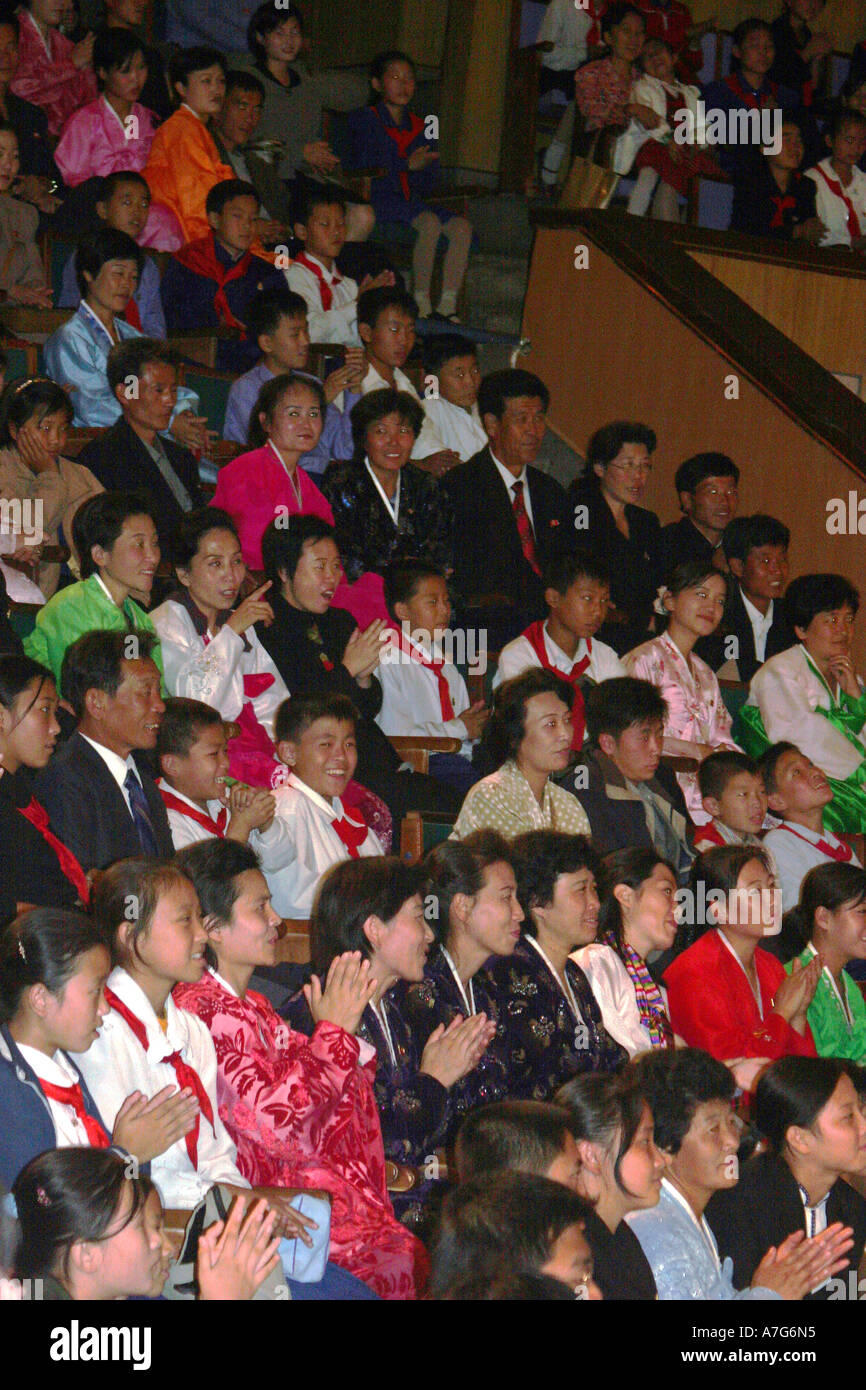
[10,0,97,138]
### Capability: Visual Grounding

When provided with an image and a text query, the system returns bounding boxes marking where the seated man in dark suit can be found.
[563,676,693,879]
[35,629,174,873]
[159,178,285,373]
[695,514,794,682]
[657,453,740,580]
[77,338,203,556]
[442,368,571,647]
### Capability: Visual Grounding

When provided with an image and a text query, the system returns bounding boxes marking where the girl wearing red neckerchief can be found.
[805,108,866,249]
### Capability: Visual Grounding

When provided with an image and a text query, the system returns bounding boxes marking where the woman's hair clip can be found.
[35,1186,51,1208]
[653,584,670,617]
[17,938,25,963]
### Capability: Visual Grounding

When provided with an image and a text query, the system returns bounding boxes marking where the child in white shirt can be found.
[496,547,624,695]
[286,185,393,345]
[760,741,861,912]
[270,693,384,919]
[420,333,487,462]
[376,558,487,796]
[806,109,866,248]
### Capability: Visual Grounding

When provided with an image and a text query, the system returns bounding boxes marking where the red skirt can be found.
[634,138,724,195]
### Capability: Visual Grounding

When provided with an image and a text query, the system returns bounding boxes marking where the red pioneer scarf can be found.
[778,823,854,863]
[387,626,456,721]
[38,1077,110,1147]
[104,986,215,1168]
[375,106,426,200]
[293,252,341,311]
[524,620,589,750]
[17,796,90,904]
[814,164,862,240]
[769,193,797,229]
[173,234,252,334]
[331,804,368,858]
[158,784,228,837]
[123,296,142,330]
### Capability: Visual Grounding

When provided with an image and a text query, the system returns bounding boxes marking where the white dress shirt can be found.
[741,588,774,667]
[79,733,142,819]
[495,621,625,687]
[268,772,384,918]
[361,362,446,459]
[285,251,361,345]
[158,779,299,875]
[537,0,591,70]
[421,397,487,462]
[74,967,246,1209]
[806,159,866,248]
[376,628,473,756]
[491,451,534,529]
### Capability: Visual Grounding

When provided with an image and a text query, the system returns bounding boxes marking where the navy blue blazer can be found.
[0,1025,109,1188]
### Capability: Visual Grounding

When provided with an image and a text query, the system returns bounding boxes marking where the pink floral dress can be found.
[174,970,428,1300]
[624,631,740,824]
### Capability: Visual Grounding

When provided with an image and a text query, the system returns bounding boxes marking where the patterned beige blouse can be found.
[452,759,591,841]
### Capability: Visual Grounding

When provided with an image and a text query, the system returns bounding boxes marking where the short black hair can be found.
[423,333,478,377]
[732,17,773,49]
[93,26,146,80]
[783,573,859,631]
[586,421,656,471]
[309,857,425,976]
[370,48,415,86]
[105,337,180,396]
[157,697,223,760]
[274,692,358,745]
[511,830,599,937]
[423,831,514,945]
[76,227,143,299]
[97,169,149,206]
[294,181,346,226]
[477,369,549,422]
[601,3,646,39]
[174,837,260,928]
[584,676,667,744]
[170,505,239,572]
[828,107,866,141]
[72,491,156,579]
[674,452,740,496]
[205,178,259,217]
[224,67,265,101]
[357,285,418,329]
[247,1,304,66]
[247,285,308,343]
[350,388,423,459]
[0,377,73,445]
[543,545,610,594]
[480,669,574,768]
[755,1056,848,1156]
[756,740,800,797]
[628,1047,734,1154]
[686,844,772,920]
[722,513,790,565]
[697,749,760,801]
[383,556,447,618]
[61,629,157,720]
[454,1101,575,1184]
[169,45,226,91]
[430,1172,591,1300]
[249,371,326,449]
[260,513,338,589]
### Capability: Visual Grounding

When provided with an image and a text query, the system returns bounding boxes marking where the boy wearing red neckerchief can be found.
[761,742,861,914]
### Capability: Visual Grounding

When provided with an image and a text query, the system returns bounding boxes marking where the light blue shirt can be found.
[43,303,198,429]
[59,251,167,340]
[222,359,358,476]
[627,1180,781,1302]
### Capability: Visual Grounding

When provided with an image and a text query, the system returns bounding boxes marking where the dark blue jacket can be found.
[0,1024,110,1188]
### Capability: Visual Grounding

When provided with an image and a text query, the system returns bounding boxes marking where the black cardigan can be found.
[706,1151,866,1300]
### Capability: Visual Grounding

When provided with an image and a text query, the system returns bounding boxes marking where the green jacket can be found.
[788,945,866,1064]
[24,574,164,692]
